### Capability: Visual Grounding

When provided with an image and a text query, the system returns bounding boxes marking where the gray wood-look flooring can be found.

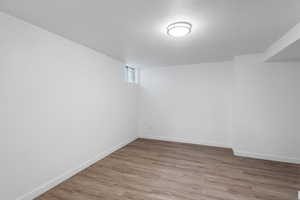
[36,138,300,200]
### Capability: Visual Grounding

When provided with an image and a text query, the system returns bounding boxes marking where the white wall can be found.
[233,54,300,163]
[1,10,300,200]
[138,58,300,164]
[0,12,137,200]
[138,62,233,148]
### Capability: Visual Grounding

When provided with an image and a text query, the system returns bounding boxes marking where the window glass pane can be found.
[125,66,136,83]
[128,70,134,82]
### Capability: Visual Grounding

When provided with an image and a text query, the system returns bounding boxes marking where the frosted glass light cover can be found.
[167,22,192,37]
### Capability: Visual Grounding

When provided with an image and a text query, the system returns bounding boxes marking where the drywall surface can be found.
[138,62,233,148]
[0,12,137,200]
[138,57,300,164]
[233,54,300,163]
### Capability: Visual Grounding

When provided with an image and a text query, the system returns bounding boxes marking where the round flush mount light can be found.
[167,21,192,37]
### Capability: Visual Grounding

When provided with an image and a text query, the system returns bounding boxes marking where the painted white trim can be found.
[140,135,300,164]
[140,135,231,148]
[14,136,299,200]
[16,136,137,200]
[233,150,300,165]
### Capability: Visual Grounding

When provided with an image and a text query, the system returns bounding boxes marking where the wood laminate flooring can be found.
[37,138,300,200]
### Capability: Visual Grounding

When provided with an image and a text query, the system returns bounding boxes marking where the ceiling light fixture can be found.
[167,21,192,37]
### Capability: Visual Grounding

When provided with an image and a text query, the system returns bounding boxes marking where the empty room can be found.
[1,0,300,200]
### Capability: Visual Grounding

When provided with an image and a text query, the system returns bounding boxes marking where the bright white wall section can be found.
[0,12,137,200]
[233,54,300,164]
[138,58,300,164]
[138,62,233,148]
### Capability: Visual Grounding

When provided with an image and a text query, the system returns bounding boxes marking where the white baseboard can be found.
[15,136,299,200]
[140,135,231,148]
[233,150,300,164]
[141,135,300,164]
[16,136,137,200]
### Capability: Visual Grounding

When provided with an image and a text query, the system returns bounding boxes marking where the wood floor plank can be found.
[36,139,300,200]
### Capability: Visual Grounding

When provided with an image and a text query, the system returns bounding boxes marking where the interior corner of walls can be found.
[136,128,146,139]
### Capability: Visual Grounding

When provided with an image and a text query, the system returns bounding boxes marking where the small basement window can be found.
[125,66,137,84]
